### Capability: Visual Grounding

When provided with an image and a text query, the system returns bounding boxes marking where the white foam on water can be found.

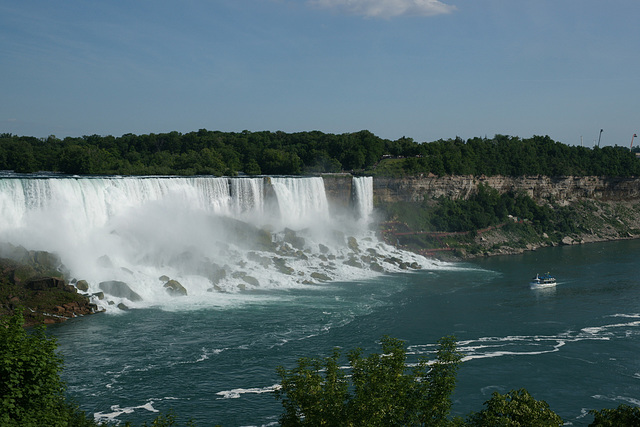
[407,315,640,363]
[93,397,180,424]
[216,384,281,399]
[591,395,640,407]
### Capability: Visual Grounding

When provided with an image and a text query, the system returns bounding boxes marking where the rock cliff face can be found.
[321,174,353,210]
[372,176,640,204]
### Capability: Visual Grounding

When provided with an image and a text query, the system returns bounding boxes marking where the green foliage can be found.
[275,335,462,426]
[123,410,200,427]
[588,404,640,426]
[0,309,98,426]
[2,131,639,177]
[466,389,563,426]
[381,184,582,237]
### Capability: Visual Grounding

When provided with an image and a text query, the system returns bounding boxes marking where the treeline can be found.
[1,130,639,177]
[388,135,640,177]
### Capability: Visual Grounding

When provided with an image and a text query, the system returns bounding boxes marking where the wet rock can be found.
[230,272,259,287]
[99,281,143,302]
[273,258,294,275]
[347,236,360,252]
[366,248,379,256]
[370,262,384,272]
[163,279,187,296]
[198,262,227,285]
[311,272,331,282]
[344,256,363,268]
[247,252,271,267]
[283,228,306,250]
[242,275,259,287]
[76,280,89,292]
[117,303,129,310]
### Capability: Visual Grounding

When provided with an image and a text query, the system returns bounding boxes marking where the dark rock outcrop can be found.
[99,280,143,302]
[163,279,187,296]
[0,256,98,327]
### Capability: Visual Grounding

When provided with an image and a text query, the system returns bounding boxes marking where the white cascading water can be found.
[0,175,435,311]
[352,176,374,223]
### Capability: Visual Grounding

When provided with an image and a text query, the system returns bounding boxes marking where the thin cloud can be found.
[308,0,456,18]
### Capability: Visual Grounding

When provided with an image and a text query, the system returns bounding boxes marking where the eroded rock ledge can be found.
[0,247,99,327]
[371,175,640,203]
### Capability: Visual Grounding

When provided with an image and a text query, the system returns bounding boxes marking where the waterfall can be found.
[352,176,374,222]
[0,175,430,310]
[229,177,264,217]
[269,177,330,229]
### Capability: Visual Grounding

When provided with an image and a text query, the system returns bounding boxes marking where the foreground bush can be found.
[275,336,462,426]
[0,309,97,426]
[466,388,563,426]
[589,404,640,426]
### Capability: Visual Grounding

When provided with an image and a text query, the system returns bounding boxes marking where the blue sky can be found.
[1,0,639,147]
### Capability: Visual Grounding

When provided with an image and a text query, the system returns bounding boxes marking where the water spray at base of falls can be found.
[0,175,441,311]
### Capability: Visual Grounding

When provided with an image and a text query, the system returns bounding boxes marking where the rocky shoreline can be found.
[384,198,640,262]
[0,247,100,327]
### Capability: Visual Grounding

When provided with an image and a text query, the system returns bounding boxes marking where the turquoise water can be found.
[52,239,640,426]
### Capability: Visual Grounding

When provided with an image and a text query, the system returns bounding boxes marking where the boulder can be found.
[76,280,89,292]
[99,281,143,301]
[283,228,305,250]
[273,258,294,275]
[370,262,384,272]
[343,256,363,268]
[163,280,187,296]
[241,275,259,287]
[311,272,332,282]
[347,236,360,252]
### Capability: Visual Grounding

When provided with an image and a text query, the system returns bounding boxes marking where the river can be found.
[51,239,640,426]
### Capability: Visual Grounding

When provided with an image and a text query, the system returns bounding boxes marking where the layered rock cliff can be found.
[371,175,640,204]
[326,175,640,260]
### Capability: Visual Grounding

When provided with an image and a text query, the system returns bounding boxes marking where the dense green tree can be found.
[466,389,563,426]
[588,404,640,426]
[1,130,639,177]
[0,310,97,426]
[275,335,462,426]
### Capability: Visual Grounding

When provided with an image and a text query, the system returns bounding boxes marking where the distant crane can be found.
[632,133,638,150]
[597,129,603,148]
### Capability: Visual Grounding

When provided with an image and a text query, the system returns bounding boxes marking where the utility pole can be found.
[597,129,603,148]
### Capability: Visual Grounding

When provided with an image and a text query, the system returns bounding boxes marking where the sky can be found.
[1,0,639,147]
